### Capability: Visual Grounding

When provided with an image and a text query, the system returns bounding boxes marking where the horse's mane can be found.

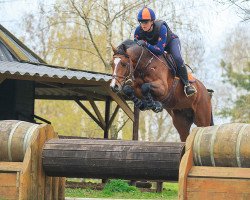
[116,39,137,56]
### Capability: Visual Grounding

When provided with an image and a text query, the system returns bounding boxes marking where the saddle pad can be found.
[188,73,196,83]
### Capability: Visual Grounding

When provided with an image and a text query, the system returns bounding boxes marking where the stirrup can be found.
[184,84,197,97]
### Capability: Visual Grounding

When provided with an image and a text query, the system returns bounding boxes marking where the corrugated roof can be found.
[0,24,45,63]
[0,60,112,82]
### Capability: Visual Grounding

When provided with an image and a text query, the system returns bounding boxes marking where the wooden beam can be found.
[75,100,104,130]
[0,76,6,84]
[35,95,89,100]
[104,97,111,139]
[35,82,101,88]
[189,166,250,179]
[87,97,105,128]
[33,114,51,124]
[133,106,140,140]
[36,82,106,100]
[107,105,120,131]
[178,130,197,200]
[69,87,106,100]
[103,85,134,122]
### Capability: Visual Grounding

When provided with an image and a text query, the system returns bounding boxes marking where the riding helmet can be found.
[137,7,156,21]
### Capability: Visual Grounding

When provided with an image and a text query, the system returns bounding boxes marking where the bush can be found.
[103,179,139,195]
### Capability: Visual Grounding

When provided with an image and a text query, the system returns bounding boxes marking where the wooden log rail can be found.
[42,139,185,181]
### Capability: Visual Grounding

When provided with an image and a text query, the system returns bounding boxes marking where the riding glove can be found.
[137,40,147,47]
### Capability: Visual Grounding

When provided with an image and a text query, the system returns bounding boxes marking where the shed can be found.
[0,24,138,139]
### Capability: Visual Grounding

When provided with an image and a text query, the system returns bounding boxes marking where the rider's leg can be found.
[167,38,196,97]
[178,64,197,97]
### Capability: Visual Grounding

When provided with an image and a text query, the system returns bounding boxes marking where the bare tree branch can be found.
[69,0,107,67]
[55,46,99,58]
[111,1,149,23]
[215,0,250,21]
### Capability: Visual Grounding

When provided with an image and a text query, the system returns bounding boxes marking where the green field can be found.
[65,179,178,199]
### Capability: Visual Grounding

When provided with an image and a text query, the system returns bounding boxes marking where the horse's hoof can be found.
[123,85,134,97]
[152,102,163,113]
[138,101,147,111]
[153,107,163,113]
[146,102,154,109]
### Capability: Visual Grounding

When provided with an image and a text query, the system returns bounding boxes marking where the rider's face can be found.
[140,20,154,32]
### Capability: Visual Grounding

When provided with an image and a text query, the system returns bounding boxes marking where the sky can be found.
[0,0,243,38]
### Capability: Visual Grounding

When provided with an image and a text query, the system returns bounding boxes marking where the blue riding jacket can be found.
[134,20,184,68]
[134,20,178,56]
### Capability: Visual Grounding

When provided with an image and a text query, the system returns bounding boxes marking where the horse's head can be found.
[110,40,135,93]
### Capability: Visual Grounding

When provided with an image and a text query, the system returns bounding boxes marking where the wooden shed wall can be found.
[0,79,35,122]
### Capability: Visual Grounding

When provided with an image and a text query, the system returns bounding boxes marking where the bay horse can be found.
[110,39,213,142]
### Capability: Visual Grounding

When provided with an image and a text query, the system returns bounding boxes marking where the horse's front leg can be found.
[123,85,147,110]
[141,83,163,113]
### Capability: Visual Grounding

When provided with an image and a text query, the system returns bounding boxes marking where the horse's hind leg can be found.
[141,83,163,113]
[171,109,193,142]
[193,102,212,127]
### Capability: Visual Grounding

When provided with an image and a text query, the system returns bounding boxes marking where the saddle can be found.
[163,52,196,83]
[163,52,177,75]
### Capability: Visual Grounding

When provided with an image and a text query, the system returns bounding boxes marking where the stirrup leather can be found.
[184,84,197,97]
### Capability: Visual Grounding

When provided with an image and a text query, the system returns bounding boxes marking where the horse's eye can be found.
[120,62,127,67]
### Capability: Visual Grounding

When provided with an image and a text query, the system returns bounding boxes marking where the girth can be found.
[161,77,180,108]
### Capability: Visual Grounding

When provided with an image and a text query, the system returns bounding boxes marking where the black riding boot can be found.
[178,64,197,97]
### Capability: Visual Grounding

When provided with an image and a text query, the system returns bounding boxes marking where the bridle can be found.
[112,46,154,87]
[111,55,133,87]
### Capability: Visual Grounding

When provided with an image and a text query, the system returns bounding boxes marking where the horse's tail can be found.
[207,88,214,126]
[210,109,214,126]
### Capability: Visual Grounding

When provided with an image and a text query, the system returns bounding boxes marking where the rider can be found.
[134,7,197,97]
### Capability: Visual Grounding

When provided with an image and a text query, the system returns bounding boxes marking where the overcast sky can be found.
[0,0,243,37]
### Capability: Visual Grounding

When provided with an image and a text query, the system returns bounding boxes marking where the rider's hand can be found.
[137,40,147,47]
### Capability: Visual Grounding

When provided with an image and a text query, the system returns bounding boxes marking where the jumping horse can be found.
[110,39,213,142]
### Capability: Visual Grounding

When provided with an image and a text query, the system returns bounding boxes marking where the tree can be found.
[20,2,51,61]
[220,24,250,123]
[50,0,151,71]
[216,0,250,21]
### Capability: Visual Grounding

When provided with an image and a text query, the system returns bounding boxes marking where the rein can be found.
[132,47,154,80]
[112,44,173,86]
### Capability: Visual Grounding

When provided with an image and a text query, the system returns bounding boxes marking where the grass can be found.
[65,179,178,199]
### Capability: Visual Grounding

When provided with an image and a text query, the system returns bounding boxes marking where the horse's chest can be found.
[134,73,154,84]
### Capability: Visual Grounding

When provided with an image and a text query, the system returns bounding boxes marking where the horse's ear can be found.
[111,44,117,54]
[121,44,127,52]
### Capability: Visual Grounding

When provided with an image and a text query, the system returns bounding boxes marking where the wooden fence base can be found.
[179,123,250,200]
[0,120,64,200]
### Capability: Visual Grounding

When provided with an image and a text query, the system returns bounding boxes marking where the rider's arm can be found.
[134,26,141,41]
[146,25,167,55]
